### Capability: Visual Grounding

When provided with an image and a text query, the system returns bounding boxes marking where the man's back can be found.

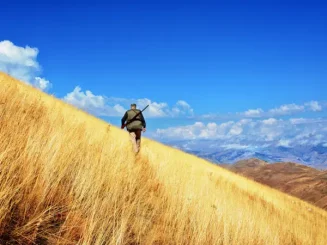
[123,108,146,131]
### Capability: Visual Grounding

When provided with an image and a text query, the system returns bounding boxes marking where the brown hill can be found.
[221,160,327,210]
[232,158,268,169]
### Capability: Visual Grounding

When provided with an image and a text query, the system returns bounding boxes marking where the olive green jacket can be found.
[121,109,146,131]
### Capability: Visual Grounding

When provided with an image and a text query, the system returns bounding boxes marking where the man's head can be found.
[131,103,137,109]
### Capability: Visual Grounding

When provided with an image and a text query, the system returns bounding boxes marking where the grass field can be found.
[0,71,327,245]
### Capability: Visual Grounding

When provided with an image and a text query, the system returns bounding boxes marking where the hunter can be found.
[121,103,147,153]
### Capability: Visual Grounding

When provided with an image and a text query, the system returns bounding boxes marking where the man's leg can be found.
[129,131,139,153]
[135,129,142,153]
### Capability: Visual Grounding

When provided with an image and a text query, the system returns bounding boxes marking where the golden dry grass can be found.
[0,71,327,245]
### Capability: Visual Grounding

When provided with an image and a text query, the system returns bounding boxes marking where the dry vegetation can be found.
[0,71,327,245]
[223,159,327,210]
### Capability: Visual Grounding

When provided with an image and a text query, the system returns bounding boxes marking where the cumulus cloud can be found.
[262,118,278,125]
[157,122,203,139]
[244,108,264,117]
[153,118,327,148]
[305,101,322,111]
[205,101,326,120]
[290,118,308,125]
[63,86,121,116]
[229,125,243,135]
[63,86,194,118]
[269,103,305,115]
[117,98,194,118]
[172,100,194,117]
[0,40,52,91]
[156,121,238,140]
[62,90,325,119]
[34,77,52,91]
[290,118,326,125]
[265,101,325,116]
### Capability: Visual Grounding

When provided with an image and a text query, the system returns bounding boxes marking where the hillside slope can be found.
[0,72,327,245]
[230,158,269,169]
[221,160,327,210]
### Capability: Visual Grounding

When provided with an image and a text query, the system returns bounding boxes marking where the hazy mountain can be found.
[164,140,327,170]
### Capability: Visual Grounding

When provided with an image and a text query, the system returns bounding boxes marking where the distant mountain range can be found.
[163,140,327,170]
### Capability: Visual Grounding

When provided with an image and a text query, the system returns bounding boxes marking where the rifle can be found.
[122,105,149,129]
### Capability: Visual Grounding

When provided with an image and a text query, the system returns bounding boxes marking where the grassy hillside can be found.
[0,71,327,245]
[222,160,327,210]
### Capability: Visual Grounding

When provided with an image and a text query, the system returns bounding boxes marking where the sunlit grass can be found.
[0,71,327,244]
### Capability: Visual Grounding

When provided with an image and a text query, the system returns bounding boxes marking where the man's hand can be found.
[121,126,124,129]
[142,128,146,132]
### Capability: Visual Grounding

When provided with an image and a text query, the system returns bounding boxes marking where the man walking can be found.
[121,103,147,153]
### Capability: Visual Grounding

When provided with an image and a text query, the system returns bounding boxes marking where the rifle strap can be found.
[127,109,141,125]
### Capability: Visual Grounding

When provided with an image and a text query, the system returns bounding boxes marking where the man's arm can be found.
[121,112,128,128]
[139,112,146,128]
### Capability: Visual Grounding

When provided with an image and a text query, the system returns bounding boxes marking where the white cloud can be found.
[0,40,39,69]
[63,86,194,118]
[305,101,322,111]
[290,118,308,125]
[239,119,252,125]
[229,125,243,135]
[202,101,325,121]
[155,121,234,140]
[244,108,263,117]
[269,103,305,115]
[34,77,52,91]
[134,98,169,117]
[156,123,201,139]
[113,104,126,114]
[176,100,191,109]
[290,118,326,125]
[259,124,283,141]
[0,40,52,91]
[127,98,194,118]
[262,118,278,125]
[277,139,291,147]
[172,100,194,116]
[153,117,327,148]
[63,86,124,117]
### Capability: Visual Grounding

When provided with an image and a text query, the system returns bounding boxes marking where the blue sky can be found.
[1,1,327,148]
